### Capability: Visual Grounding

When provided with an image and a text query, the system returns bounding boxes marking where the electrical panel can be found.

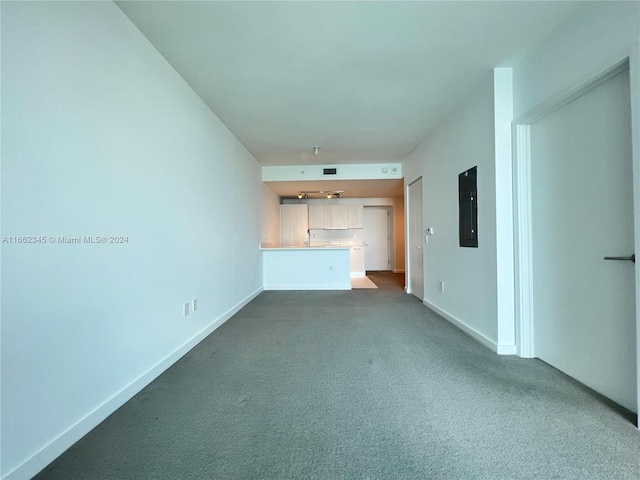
[459,166,478,248]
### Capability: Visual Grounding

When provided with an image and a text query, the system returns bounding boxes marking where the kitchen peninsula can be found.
[260,200,369,290]
[261,245,351,290]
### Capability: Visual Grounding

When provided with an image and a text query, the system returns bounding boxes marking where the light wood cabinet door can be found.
[347,204,364,229]
[323,205,348,229]
[281,204,308,246]
[308,205,324,229]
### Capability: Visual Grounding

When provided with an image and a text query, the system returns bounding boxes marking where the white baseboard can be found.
[350,272,365,277]
[422,300,515,355]
[497,344,517,355]
[4,287,263,480]
[263,284,351,290]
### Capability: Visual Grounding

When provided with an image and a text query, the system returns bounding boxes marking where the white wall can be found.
[402,2,640,356]
[493,69,515,350]
[1,2,263,478]
[513,1,640,119]
[403,73,500,347]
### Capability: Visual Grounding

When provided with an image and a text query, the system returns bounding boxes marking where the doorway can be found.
[407,178,424,301]
[524,66,636,413]
[363,207,390,271]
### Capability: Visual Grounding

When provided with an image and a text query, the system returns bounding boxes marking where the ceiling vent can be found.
[323,168,337,175]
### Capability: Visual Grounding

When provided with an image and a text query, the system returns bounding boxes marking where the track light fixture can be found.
[297,190,343,199]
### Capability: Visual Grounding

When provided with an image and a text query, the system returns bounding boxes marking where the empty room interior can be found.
[2,1,640,479]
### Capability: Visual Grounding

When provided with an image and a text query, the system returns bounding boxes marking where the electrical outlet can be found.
[439,281,445,292]
[193,299,197,311]
[329,266,333,271]
[184,302,190,316]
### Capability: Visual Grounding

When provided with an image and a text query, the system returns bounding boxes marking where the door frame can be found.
[513,50,640,422]
[406,177,424,298]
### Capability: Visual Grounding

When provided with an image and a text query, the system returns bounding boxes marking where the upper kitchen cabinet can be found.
[323,205,349,229]
[281,204,308,246]
[347,204,363,229]
[307,204,364,229]
[308,205,324,229]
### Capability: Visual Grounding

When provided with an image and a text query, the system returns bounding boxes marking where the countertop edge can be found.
[260,246,352,251]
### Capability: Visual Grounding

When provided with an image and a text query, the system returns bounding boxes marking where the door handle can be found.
[604,254,635,263]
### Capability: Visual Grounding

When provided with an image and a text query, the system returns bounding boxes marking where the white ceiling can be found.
[116,1,587,197]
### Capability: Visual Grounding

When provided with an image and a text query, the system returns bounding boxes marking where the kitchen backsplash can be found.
[309,228,364,246]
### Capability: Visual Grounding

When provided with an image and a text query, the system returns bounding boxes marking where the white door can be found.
[408,178,424,300]
[363,207,390,271]
[530,69,636,412]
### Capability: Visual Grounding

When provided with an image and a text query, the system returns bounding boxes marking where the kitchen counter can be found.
[260,245,351,250]
[260,242,364,250]
[261,246,351,290]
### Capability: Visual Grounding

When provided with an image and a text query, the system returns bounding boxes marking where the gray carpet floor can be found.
[36,273,640,479]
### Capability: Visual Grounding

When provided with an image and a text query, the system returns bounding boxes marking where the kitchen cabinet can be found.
[347,204,364,229]
[281,204,308,246]
[349,245,365,276]
[304,203,364,230]
[308,205,324,229]
[323,205,349,229]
